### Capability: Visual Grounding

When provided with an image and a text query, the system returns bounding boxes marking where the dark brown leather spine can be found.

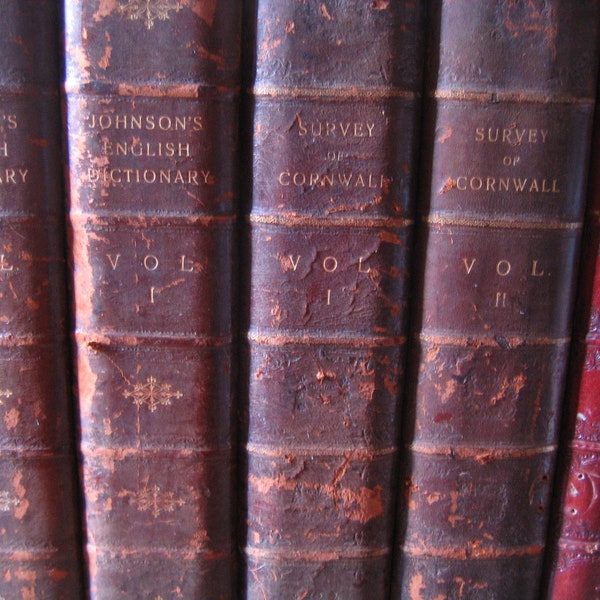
[63,2,241,598]
[543,89,600,599]
[392,2,600,599]
[242,2,425,598]
[0,2,84,598]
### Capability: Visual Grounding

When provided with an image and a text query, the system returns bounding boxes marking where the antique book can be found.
[392,2,600,599]
[542,86,600,598]
[0,1,84,597]
[241,1,425,598]
[63,1,241,597]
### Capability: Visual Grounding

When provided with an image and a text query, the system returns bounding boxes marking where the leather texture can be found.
[544,95,600,599]
[64,1,241,597]
[242,1,425,598]
[392,2,600,598]
[0,2,84,597]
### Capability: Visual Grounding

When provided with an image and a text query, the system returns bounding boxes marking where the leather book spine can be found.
[0,2,84,598]
[63,2,241,598]
[242,2,425,598]
[392,2,600,599]
[543,88,600,599]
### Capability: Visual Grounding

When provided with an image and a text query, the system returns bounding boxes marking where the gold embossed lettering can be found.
[474,127,549,145]
[454,176,559,193]
[496,260,511,276]
[322,256,338,273]
[503,155,521,166]
[143,255,159,271]
[87,167,211,186]
[180,255,194,272]
[531,260,544,277]
[279,255,379,274]
[106,254,121,270]
[102,140,192,158]
[288,255,301,271]
[296,117,376,138]
[88,113,202,131]
[0,169,28,184]
[278,170,386,188]
[495,292,508,308]
[326,150,346,161]
[358,257,370,273]
[3,115,17,130]
[107,254,199,273]
[462,258,476,275]
[462,257,544,279]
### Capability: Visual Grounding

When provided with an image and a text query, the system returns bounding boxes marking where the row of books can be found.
[1,0,599,598]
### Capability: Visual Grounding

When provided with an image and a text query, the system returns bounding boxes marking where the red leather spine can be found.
[63,2,241,598]
[242,1,425,598]
[0,2,84,598]
[543,92,600,598]
[392,2,600,599]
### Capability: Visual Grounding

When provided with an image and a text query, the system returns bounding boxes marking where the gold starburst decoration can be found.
[131,485,185,518]
[123,376,183,412]
[0,389,12,405]
[119,0,183,29]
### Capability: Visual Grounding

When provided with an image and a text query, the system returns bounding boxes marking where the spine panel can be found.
[544,88,600,599]
[0,2,83,596]
[243,1,425,598]
[393,2,600,598]
[64,1,241,597]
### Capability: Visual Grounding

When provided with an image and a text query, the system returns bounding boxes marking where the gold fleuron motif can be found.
[123,376,183,412]
[132,485,185,518]
[119,0,183,29]
[0,389,11,405]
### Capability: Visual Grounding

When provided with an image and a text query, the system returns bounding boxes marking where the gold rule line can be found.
[406,444,556,459]
[402,544,544,559]
[75,332,233,348]
[70,213,235,226]
[248,332,406,346]
[249,214,413,228]
[64,82,239,98]
[245,547,390,561]
[251,86,419,100]
[431,90,594,104]
[81,445,232,457]
[246,444,397,458]
[422,215,582,230]
[91,545,234,560]
[417,332,571,346]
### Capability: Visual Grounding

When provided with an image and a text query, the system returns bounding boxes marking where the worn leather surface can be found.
[64,1,241,598]
[242,1,425,598]
[544,98,600,598]
[393,2,600,599]
[0,2,84,598]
